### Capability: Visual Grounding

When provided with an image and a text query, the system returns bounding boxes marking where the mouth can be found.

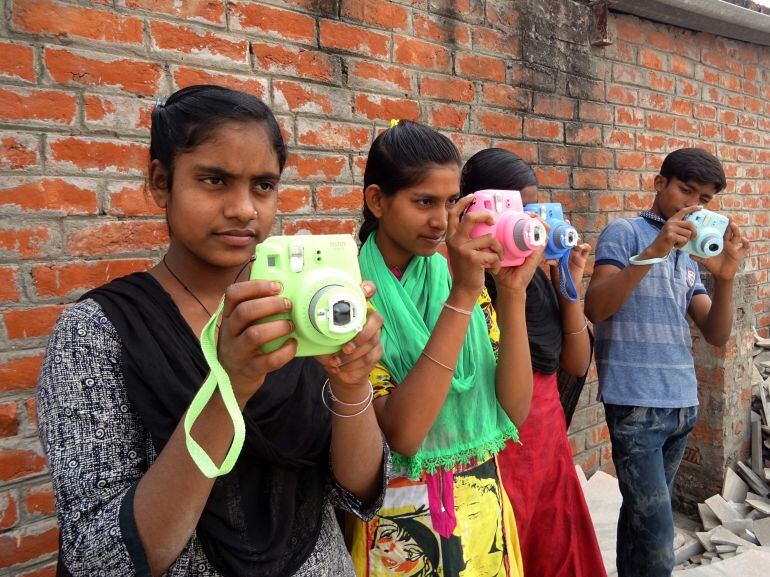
[215,229,258,247]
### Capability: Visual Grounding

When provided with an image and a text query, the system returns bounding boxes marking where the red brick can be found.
[0,449,47,482]
[0,226,53,260]
[0,42,35,82]
[639,48,667,71]
[282,218,357,235]
[84,94,153,131]
[614,18,645,44]
[448,133,492,158]
[609,171,641,191]
[693,103,717,121]
[32,259,153,298]
[481,83,530,110]
[615,106,645,128]
[580,149,614,168]
[0,132,40,170]
[173,67,268,100]
[638,90,668,110]
[12,0,142,45]
[394,36,451,72]
[277,185,312,214]
[566,124,602,146]
[670,56,694,77]
[106,181,162,217]
[579,102,612,124]
[674,117,698,136]
[0,404,18,438]
[0,521,58,566]
[320,20,389,59]
[48,136,147,175]
[354,94,419,122]
[573,169,607,190]
[229,2,315,43]
[341,0,410,31]
[647,113,675,132]
[612,64,646,87]
[316,185,363,211]
[3,305,63,340]
[535,167,570,188]
[626,192,655,211]
[0,178,98,215]
[606,85,637,106]
[0,87,76,126]
[45,48,163,96]
[421,75,475,104]
[538,145,577,166]
[413,13,471,46]
[644,27,675,53]
[616,152,645,170]
[425,102,468,131]
[455,52,505,82]
[24,485,55,517]
[0,267,20,303]
[125,0,225,24]
[432,0,484,22]
[636,134,666,152]
[533,93,575,120]
[485,0,519,28]
[150,21,248,63]
[66,221,168,256]
[492,140,537,164]
[250,41,336,83]
[649,72,676,93]
[677,78,699,98]
[0,355,40,394]
[284,153,350,182]
[523,118,563,142]
[297,119,370,150]
[474,109,522,138]
[472,26,519,58]
[348,60,414,94]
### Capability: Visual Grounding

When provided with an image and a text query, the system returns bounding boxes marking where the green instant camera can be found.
[250,235,367,356]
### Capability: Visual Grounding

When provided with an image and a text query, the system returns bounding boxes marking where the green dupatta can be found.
[359,233,518,479]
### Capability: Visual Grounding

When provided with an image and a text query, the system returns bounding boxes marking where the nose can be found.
[224,183,256,223]
[429,207,448,231]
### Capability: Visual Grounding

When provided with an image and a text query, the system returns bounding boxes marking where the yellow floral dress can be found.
[347,290,523,577]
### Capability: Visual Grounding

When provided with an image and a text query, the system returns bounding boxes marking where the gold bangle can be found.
[421,350,455,372]
[564,320,588,335]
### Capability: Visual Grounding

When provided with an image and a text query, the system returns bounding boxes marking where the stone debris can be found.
[673,331,770,571]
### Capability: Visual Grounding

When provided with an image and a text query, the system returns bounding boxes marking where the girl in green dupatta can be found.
[346,121,545,577]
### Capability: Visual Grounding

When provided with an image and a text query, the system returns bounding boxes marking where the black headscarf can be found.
[83,272,331,577]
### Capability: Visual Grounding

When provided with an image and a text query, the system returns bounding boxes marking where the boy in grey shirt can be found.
[585,148,749,577]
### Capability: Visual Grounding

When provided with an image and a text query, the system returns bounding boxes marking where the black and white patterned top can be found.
[37,299,389,576]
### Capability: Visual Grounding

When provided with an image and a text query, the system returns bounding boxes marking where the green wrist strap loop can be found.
[184,298,245,478]
[629,253,669,266]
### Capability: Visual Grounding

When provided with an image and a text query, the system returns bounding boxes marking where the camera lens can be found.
[332,301,351,326]
[708,243,719,253]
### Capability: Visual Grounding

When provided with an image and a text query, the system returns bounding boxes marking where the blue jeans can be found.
[604,404,698,577]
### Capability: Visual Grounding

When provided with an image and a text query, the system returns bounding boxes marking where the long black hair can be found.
[359,120,461,244]
[150,84,286,190]
[460,147,537,197]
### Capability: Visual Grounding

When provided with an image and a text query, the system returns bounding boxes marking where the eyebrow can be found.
[193,165,280,180]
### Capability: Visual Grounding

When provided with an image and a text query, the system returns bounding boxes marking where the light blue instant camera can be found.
[681,209,729,258]
[523,203,579,261]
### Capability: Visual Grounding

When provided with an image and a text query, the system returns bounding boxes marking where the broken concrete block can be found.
[719,552,737,559]
[575,464,588,489]
[746,497,770,515]
[727,501,753,518]
[697,528,718,552]
[754,517,770,546]
[736,462,770,498]
[752,412,764,477]
[699,503,720,531]
[714,544,737,553]
[723,519,755,535]
[722,467,749,504]
[674,534,704,566]
[705,494,744,524]
[709,526,755,548]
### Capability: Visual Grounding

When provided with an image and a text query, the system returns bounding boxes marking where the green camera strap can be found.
[184,298,246,478]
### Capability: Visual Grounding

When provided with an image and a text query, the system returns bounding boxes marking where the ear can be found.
[147,159,170,208]
[364,184,386,219]
[653,174,667,193]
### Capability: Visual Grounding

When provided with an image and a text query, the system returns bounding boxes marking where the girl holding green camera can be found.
[37,85,388,577]
[348,121,543,576]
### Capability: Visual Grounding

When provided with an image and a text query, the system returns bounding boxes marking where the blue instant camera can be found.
[523,203,579,261]
[523,202,580,301]
[681,209,729,258]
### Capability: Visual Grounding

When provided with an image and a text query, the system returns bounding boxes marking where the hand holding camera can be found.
[642,205,702,260]
[688,216,749,281]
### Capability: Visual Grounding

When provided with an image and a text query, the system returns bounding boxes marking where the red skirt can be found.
[497,371,607,577]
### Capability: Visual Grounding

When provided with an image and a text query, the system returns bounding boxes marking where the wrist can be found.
[328,377,370,403]
[640,244,668,260]
[447,286,479,310]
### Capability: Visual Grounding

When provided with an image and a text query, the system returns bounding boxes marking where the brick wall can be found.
[0,0,768,573]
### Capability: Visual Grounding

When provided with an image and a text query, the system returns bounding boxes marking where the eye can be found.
[416,198,433,207]
[255,182,276,193]
[447,196,460,206]
[202,176,224,185]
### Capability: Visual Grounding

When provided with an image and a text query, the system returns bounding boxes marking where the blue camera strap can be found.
[557,251,579,302]
[184,298,246,478]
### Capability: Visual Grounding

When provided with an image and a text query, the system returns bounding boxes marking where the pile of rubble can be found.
[672,330,770,571]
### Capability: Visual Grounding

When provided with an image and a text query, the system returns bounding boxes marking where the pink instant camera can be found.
[466,189,547,267]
